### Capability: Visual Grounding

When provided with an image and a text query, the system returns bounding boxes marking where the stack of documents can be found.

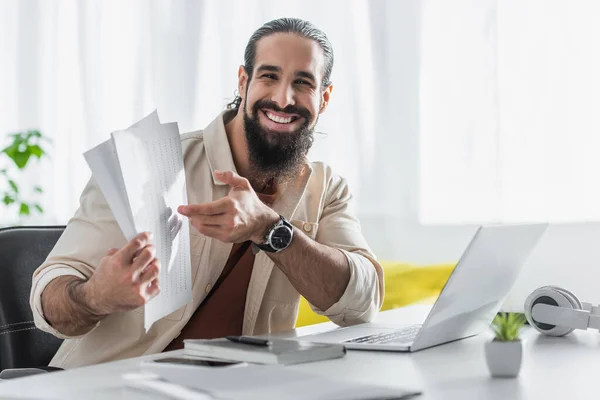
[84,111,192,331]
[122,365,423,400]
[184,338,347,365]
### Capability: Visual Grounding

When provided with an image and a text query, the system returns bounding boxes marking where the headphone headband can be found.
[525,286,599,336]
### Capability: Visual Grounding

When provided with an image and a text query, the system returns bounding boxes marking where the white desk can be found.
[1,305,599,399]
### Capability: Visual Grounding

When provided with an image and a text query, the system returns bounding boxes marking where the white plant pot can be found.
[485,339,522,378]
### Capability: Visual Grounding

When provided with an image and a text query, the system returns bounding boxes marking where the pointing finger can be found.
[178,198,230,216]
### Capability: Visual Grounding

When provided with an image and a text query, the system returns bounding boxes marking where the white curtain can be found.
[0,0,386,226]
[5,0,599,252]
[420,0,600,225]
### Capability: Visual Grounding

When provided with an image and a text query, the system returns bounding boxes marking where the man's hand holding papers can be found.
[82,232,161,316]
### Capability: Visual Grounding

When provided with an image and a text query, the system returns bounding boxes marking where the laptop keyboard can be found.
[344,324,422,344]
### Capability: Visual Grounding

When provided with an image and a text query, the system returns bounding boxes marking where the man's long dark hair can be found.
[226,17,334,110]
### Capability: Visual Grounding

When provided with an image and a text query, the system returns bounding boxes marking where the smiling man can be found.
[30,18,384,368]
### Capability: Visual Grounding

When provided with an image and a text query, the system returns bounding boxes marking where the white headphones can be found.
[524,285,600,336]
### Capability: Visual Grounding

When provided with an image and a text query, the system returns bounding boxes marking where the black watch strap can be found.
[253,216,293,253]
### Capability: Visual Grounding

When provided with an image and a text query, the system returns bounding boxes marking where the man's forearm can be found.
[267,227,350,311]
[41,276,106,337]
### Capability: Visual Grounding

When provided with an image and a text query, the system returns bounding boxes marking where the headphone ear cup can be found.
[547,286,582,310]
[524,286,579,336]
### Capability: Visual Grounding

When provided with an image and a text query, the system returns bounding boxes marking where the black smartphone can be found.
[152,357,240,367]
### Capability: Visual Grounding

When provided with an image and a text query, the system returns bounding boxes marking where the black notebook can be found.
[183,337,346,365]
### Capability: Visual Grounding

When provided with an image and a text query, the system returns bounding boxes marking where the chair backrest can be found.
[0,226,65,370]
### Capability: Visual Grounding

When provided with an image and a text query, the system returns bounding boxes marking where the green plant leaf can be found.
[5,134,25,149]
[2,143,16,157]
[34,204,44,213]
[491,312,525,341]
[8,179,18,193]
[34,186,43,193]
[29,144,45,158]
[19,203,30,216]
[11,151,31,169]
[2,194,15,206]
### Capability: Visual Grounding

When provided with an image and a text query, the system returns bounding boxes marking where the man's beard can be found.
[243,99,315,185]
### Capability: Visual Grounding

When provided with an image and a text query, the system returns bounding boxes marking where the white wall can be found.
[361,218,600,312]
[504,223,600,310]
[351,1,600,312]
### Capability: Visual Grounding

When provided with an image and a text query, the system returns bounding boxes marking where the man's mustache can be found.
[253,100,312,121]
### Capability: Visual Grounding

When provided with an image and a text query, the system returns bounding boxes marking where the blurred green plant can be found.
[1,130,51,217]
[491,312,527,342]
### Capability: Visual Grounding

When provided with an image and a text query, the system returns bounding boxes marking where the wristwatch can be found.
[253,215,294,253]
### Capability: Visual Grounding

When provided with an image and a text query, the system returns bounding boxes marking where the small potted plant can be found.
[485,312,526,378]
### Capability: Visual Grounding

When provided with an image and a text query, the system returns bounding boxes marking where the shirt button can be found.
[303,223,312,233]
[205,283,212,293]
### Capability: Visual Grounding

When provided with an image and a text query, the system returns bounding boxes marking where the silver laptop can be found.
[298,224,548,352]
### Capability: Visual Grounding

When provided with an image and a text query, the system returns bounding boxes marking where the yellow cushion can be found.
[295,261,456,327]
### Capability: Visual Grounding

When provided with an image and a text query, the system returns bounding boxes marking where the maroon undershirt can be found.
[163,189,277,351]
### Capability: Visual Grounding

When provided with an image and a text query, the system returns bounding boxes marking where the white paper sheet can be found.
[84,111,192,331]
[112,121,192,331]
[134,365,422,400]
[84,111,160,240]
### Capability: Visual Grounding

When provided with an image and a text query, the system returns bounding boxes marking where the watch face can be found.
[270,225,293,251]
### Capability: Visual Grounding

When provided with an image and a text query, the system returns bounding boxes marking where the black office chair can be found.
[0,226,65,372]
